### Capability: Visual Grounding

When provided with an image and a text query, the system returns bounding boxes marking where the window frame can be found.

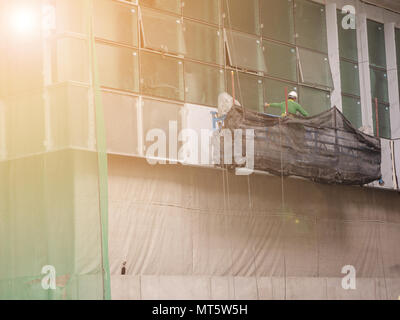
[367,19,390,138]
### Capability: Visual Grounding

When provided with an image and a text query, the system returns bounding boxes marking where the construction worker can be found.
[264,91,309,117]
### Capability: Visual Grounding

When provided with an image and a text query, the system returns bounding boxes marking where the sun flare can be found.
[10,8,37,34]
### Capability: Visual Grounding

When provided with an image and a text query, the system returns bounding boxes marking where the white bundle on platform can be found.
[217,92,241,117]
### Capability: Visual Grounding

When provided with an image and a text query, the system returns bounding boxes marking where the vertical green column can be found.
[0,0,110,300]
[88,0,111,300]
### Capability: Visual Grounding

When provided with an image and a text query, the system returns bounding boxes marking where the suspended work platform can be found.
[219,106,382,185]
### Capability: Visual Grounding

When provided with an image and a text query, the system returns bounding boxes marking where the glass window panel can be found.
[396,28,400,67]
[372,101,391,139]
[223,0,260,35]
[226,71,263,112]
[141,8,185,54]
[298,48,333,88]
[264,40,297,81]
[0,0,43,95]
[299,86,330,116]
[0,40,43,97]
[94,0,138,47]
[96,43,139,92]
[140,51,184,101]
[4,93,45,157]
[264,78,298,116]
[367,20,386,68]
[52,37,89,84]
[342,95,362,129]
[260,0,294,44]
[398,69,400,101]
[140,0,181,14]
[183,0,219,25]
[226,31,267,72]
[142,99,183,160]
[370,68,389,103]
[185,62,225,107]
[294,0,328,53]
[55,0,87,34]
[183,20,223,65]
[49,84,90,149]
[340,60,360,96]
[103,91,139,155]
[397,32,400,118]
[337,10,358,61]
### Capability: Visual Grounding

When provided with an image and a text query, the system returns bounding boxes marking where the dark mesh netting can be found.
[218,106,381,185]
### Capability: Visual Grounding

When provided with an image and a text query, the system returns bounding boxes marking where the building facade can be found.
[91,0,400,190]
[1,0,400,300]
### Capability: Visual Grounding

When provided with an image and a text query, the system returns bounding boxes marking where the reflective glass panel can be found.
[337,10,358,61]
[103,91,139,155]
[183,20,223,65]
[142,99,183,160]
[226,31,267,72]
[372,101,391,139]
[140,0,181,14]
[295,0,328,53]
[342,95,362,129]
[96,43,139,92]
[226,71,264,112]
[264,40,297,82]
[396,28,400,67]
[340,60,360,96]
[3,93,45,157]
[141,8,185,54]
[264,78,298,116]
[185,62,225,107]
[370,68,389,103]
[183,0,219,25]
[140,51,184,101]
[261,0,294,44]
[367,20,386,69]
[94,0,138,47]
[299,86,330,116]
[52,37,89,84]
[55,0,87,34]
[49,84,90,150]
[0,39,43,97]
[223,0,260,35]
[298,48,333,89]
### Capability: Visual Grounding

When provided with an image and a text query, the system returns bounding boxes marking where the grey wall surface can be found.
[108,155,400,300]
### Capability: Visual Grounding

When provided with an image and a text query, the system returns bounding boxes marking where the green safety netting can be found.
[0,0,110,300]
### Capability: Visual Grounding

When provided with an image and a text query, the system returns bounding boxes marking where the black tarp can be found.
[218,106,382,185]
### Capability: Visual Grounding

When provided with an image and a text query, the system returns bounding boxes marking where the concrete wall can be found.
[110,275,400,300]
[108,156,400,300]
